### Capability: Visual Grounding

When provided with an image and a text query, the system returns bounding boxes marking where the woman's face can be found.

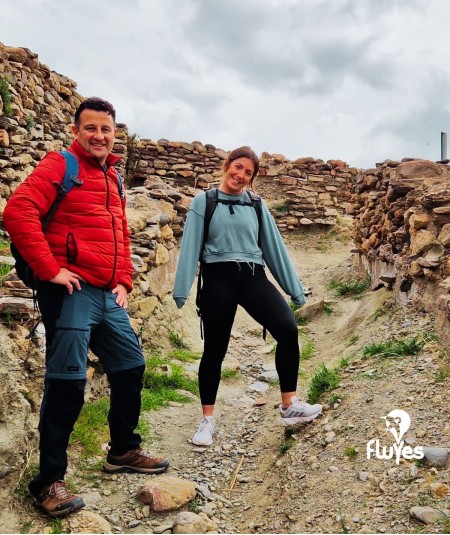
[221,157,255,195]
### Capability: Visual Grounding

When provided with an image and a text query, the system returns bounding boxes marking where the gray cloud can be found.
[1,0,450,167]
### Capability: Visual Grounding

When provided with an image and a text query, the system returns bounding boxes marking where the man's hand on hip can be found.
[49,268,83,294]
[112,284,128,308]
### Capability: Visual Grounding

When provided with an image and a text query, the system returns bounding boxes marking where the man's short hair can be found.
[74,97,116,127]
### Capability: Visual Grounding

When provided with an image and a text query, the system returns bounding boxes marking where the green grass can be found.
[70,398,110,458]
[344,445,359,459]
[362,335,424,359]
[439,517,450,534]
[221,369,239,379]
[434,368,450,383]
[278,437,295,455]
[49,518,63,534]
[144,357,199,396]
[168,349,201,362]
[0,238,10,255]
[307,363,340,404]
[188,496,202,513]
[15,462,39,503]
[348,335,359,346]
[0,262,12,287]
[323,302,334,315]
[0,78,12,117]
[70,357,198,459]
[169,331,190,350]
[300,337,315,360]
[337,356,350,369]
[271,201,291,215]
[19,521,33,534]
[328,277,370,296]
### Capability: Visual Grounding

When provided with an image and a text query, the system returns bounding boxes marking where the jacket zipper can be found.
[101,165,118,288]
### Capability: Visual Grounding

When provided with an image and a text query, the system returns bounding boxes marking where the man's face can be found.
[72,109,116,166]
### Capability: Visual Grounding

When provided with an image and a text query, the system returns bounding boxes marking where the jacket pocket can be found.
[66,233,78,264]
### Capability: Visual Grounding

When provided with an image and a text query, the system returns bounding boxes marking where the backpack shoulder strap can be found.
[201,188,219,260]
[59,151,79,191]
[42,151,81,231]
[115,169,125,199]
[246,190,262,245]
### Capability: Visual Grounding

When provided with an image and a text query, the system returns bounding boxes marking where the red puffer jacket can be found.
[3,140,134,292]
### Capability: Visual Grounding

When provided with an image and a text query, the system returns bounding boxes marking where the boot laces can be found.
[48,481,72,500]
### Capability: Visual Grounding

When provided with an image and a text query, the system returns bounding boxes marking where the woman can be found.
[173,146,321,446]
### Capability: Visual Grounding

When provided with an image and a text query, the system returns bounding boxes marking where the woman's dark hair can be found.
[223,146,260,188]
[74,97,116,127]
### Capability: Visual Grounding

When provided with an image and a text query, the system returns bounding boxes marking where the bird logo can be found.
[382,409,411,445]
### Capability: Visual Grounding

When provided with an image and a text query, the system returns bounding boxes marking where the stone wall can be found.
[131,139,358,229]
[352,158,450,343]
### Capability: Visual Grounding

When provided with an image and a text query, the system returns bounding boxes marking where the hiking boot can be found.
[192,416,215,446]
[35,480,85,517]
[104,448,169,474]
[279,397,322,426]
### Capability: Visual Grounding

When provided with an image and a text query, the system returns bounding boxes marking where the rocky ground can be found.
[5,229,450,534]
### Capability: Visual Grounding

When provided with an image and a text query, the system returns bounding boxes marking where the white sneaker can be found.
[279,397,322,426]
[192,416,215,446]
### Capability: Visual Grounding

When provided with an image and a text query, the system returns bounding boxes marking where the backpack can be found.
[10,150,124,288]
[195,187,263,334]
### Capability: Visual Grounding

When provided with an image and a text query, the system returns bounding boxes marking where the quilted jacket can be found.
[3,140,134,292]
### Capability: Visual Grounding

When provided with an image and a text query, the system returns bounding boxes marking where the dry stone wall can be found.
[352,158,450,343]
[131,139,357,229]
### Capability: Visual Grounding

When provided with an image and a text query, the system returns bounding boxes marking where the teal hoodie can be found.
[173,190,306,308]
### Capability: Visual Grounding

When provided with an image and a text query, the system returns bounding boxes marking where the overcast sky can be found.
[3,0,450,168]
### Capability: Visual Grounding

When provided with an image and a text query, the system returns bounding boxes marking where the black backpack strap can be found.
[196,189,219,337]
[246,190,262,246]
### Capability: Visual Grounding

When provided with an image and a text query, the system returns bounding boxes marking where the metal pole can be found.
[441,132,447,161]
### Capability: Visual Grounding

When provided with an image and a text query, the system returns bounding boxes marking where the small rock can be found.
[410,506,447,524]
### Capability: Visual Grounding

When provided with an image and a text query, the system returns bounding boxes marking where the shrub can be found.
[0,78,12,116]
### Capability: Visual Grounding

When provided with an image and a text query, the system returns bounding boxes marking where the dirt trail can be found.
[10,230,450,534]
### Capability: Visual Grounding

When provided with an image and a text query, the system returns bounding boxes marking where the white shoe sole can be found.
[280,410,322,426]
[191,437,213,447]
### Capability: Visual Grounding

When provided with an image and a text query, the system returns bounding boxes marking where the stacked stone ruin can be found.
[353,158,450,339]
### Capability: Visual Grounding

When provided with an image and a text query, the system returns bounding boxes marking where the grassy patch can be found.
[323,302,334,315]
[169,331,189,350]
[362,335,424,359]
[434,368,450,383]
[307,363,340,404]
[271,201,291,215]
[144,357,198,396]
[328,277,370,296]
[70,398,110,458]
[278,437,295,455]
[15,462,39,504]
[347,335,359,346]
[0,78,12,116]
[168,349,201,362]
[0,262,12,287]
[221,369,239,380]
[300,337,315,360]
[0,238,11,255]
[49,518,63,534]
[70,357,198,459]
[344,445,359,459]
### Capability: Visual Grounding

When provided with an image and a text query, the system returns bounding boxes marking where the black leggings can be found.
[198,262,300,405]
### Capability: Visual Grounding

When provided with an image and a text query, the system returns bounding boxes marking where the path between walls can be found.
[7,232,449,534]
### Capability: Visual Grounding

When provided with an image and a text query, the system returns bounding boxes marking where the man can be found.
[3,97,169,517]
